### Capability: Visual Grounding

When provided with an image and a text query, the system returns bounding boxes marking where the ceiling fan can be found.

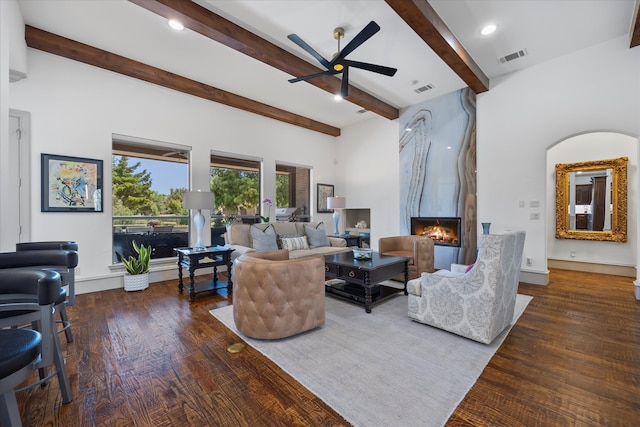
[162,150,188,159]
[287,21,397,98]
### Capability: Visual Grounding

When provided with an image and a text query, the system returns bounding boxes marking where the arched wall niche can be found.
[546,131,638,275]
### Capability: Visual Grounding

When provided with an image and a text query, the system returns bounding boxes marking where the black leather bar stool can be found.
[0,329,42,427]
[1,243,78,343]
[0,268,73,405]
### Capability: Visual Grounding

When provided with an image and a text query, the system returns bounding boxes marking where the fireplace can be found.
[411,217,461,247]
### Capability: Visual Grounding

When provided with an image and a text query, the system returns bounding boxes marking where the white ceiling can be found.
[18,0,636,130]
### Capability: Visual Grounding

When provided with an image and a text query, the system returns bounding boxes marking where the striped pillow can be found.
[280,236,309,251]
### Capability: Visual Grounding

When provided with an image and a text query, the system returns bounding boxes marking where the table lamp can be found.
[327,196,346,235]
[182,190,215,250]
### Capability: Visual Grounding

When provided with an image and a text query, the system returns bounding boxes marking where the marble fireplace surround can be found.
[399,88,476,269]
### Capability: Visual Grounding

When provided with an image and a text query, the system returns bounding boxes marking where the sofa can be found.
[233,249,326,339]
[224,221,351,261]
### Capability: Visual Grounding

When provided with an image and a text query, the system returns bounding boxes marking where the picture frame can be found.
[41,153,103,212]
[317,183,334,213]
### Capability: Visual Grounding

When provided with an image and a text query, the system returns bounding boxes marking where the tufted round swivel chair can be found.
[233,249,326,339]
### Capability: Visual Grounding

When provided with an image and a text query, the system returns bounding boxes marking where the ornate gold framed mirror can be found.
[555,157,627,242]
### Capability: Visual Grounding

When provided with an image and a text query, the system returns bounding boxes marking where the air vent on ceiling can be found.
[498,49,528,64]
[356,108,369,114]
[414,84,434,94]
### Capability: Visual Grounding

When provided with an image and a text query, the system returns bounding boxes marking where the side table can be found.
[333,234,362,247]
[175,246,235,302]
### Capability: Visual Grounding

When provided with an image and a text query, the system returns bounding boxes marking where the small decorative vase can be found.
[481,222,491,234]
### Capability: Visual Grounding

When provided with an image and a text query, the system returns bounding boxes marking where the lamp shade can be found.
[327,196,346,210]
[182,191,215,209]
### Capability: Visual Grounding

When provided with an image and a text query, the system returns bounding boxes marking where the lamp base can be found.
[193,209,206,250]
[332,210,341,235]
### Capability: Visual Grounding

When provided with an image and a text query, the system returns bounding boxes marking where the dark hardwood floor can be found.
[15,269,640,426]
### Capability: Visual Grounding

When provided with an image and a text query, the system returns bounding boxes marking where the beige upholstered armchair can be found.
[233,249,325,339]
[378,235,435,281]
[406,230,525,344]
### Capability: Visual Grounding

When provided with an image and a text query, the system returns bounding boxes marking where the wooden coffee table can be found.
[324,251,408,313]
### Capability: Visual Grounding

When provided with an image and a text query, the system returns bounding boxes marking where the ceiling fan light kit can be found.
[287,21,397,98]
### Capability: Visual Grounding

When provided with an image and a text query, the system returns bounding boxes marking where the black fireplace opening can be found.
[411,217,461,247]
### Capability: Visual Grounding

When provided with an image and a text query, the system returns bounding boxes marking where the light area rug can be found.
[210,293,532,427]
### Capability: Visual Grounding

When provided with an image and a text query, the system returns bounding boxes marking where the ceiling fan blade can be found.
[288,70,336,83]
[333,21,380,64]
[287,33,331,68]
[340,66,349,98]
[344,60,398,77]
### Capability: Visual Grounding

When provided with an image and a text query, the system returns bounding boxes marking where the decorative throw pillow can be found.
[280,236,310,251]
[249,224,278,251]
[277,233,305,249]
[304,222,330,248]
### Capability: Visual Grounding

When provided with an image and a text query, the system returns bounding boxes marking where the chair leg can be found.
[57,305,73,343]
[52,330,72,404]
[0,390,23,427]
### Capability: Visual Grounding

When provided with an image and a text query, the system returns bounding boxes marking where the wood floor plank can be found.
[14,268,640,426]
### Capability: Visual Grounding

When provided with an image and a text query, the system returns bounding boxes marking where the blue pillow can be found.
[304,223,330,248]
[250,224,278,251]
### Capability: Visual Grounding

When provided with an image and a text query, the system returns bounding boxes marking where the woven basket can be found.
[124,272,149,292]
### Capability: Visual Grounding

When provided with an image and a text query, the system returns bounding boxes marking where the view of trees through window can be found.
[112,141,189,262]
[210,155,260,225]
[112,156,187,217]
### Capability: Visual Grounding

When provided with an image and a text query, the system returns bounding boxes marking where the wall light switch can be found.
[530,200,540,208]
[530,212,540,220]
[518,200,525,208]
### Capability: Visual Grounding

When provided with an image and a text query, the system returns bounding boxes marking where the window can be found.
[276,162,310,221]
[210,154,261,243]
[112,138,189,262]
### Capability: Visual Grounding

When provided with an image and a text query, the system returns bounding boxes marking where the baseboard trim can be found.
[519,269,549,286]
[75,267,224,295]
[548,259,637,278]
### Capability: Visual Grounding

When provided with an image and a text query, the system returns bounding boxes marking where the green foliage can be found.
[112,156,154,214]
[276,174,289,207]
[166,188,188,214]
[121,240,152,275]
[210,167,259,214]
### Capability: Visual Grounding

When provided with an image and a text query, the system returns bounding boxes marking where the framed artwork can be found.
[41,153,103,212]
[317,183,334,213]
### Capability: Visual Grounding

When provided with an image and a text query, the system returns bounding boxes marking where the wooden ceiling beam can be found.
[631,0,640,48]
[128,0,399,120]
[24,25,340,137]
[384,0,489,94]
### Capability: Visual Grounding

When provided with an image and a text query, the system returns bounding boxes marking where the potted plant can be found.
[122,240,152,291]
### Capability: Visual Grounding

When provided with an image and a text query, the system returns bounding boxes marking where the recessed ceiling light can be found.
[481,24,497,36]
[168,19,184,31]
[405,127,412,132]
[408,80,418,86]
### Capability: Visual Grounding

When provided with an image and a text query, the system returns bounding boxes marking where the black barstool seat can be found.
[0,329,42,427]
[0,329,42,378]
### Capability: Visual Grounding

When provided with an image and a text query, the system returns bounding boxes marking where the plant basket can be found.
[124,272,149,292]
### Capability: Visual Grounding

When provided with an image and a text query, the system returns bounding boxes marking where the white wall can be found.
[547,132,637,266]
[477,36,640,284]
[0,1,12,250]
[9,49,339,292]
[336,116,400,250]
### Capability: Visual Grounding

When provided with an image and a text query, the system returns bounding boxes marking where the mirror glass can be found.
[555,157,627,241]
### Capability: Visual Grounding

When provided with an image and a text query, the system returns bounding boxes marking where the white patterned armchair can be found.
[407,230,525,344]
